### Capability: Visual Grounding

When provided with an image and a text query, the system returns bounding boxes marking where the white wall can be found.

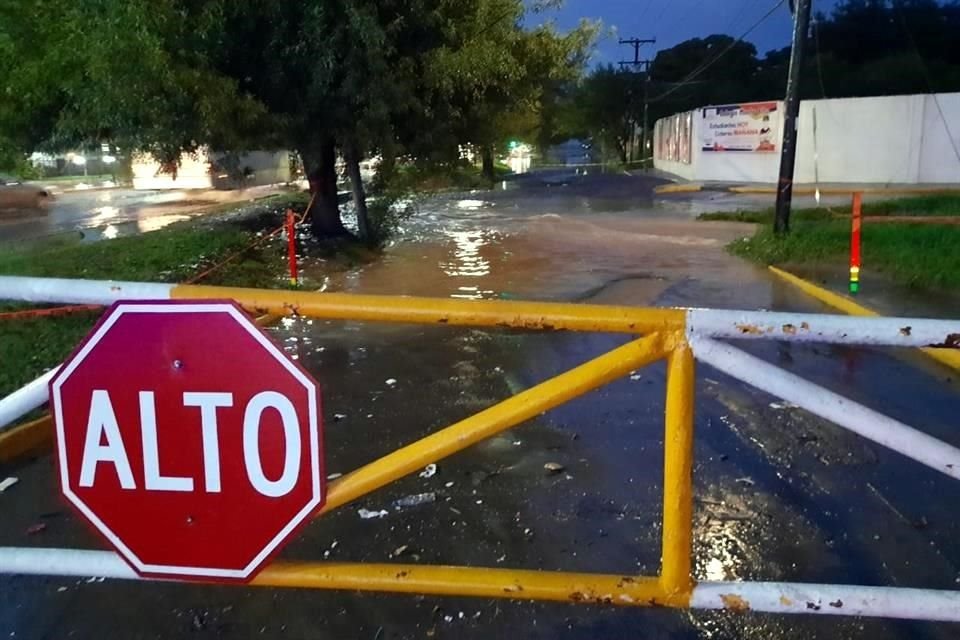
[654,92,960,185]
[132,151,213,190]
[918,93,960,183]
[795,94,925,184]
[132,150,292,190]
[654,154,697,180]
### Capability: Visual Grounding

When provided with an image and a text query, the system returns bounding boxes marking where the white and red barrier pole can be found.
[849,191,862,294]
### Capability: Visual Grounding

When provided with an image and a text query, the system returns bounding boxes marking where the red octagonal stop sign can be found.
[50,301,324,582]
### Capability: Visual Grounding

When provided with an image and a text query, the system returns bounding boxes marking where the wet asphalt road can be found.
[2,169,959,639]
[0,188,241,245]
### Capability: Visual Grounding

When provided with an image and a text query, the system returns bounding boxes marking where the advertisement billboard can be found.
[701,102,779,152]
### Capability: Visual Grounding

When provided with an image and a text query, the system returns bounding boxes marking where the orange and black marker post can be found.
[286,209,299,286]
[849,192,862,294]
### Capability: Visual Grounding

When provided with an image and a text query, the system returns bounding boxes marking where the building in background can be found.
[653,93,960,185]
[132,150,292,190]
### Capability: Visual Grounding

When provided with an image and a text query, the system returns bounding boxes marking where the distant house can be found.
[132,149,292,190]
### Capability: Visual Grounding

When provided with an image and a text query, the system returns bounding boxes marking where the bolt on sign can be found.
[49,302,325,581]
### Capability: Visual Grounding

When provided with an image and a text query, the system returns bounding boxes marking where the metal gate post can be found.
[660,341,695,602]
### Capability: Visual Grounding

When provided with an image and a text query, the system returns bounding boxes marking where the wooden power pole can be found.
[773,0,812,235]
[619,38,655,166]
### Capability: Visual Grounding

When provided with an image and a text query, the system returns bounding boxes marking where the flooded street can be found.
[0,186,281,245]
[3,170,959,638]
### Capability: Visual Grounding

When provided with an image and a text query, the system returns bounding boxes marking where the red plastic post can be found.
[849,192,862,294]
[286,209,298,286]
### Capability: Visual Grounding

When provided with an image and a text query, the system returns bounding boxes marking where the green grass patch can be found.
[0,195,316,399]
[699,193,960,223]
[858,193,960,217]
[730,219,960,290]
[699,208,832,223]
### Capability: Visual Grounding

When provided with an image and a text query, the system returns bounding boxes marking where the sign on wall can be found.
[701,102,779,153]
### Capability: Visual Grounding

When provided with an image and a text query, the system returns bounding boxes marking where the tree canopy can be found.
[0,0,596,238]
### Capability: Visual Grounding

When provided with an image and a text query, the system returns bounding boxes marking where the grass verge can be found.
[0,194,319,399]
[730,220,960,291]
[699,193,960,223]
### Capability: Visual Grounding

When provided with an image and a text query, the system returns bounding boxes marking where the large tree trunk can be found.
[481,145,495,182]
[345,143,371,242]
[301,136,347,238]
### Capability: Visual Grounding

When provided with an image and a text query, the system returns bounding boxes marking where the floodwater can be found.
[0,186,282,245]
[3,170,959,639]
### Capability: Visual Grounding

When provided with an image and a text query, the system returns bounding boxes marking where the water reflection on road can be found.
[3,171,958,639]
[290,171,959,639]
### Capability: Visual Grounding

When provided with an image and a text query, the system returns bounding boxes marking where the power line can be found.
[812,15,828,98]
[893,6,960,170]
[648,0,787,103]
[636,0,656,26]
[652,0,696,43]
[723,0,765,39]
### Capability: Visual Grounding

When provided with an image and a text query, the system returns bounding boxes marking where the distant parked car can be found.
[0,175,53,210]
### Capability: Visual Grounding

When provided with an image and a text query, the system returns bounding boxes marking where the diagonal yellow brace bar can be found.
[253,562,677,606]
[320,333,667,514]
[173,284,685,334]
[0,415,53,463]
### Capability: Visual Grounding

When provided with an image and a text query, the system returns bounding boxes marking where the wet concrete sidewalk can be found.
[2,170,959,639]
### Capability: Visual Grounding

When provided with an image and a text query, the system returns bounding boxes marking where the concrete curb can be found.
[654,183,703,194]
[768,266,960,371]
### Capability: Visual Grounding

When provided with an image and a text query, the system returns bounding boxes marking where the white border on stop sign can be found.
[50,302,323,580]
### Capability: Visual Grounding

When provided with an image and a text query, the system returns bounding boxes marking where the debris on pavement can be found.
[385,378,398,388]
[393,545,409,557]
[358,508,389,520]
[333,413,347,421]
[735,477,756,486]
[629,374,642,381]
[0,477,19,492]
[544,462,565,474]
[419,464,437,479]
[25,523,47,535]
[769,401,800,410]
[327,472,343,480]
[392,492,437,510]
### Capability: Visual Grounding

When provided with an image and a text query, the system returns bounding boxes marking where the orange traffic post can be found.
[286,209,299,286]
[849,191,862,294]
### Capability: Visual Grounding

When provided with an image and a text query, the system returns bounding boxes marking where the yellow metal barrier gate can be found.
[1,275,959,621]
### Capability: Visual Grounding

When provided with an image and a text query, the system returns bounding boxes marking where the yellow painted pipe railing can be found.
[1,287,696,607]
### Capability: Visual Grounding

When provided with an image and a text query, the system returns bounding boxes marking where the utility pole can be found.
[773,0,812,235]
[619,38,655,166]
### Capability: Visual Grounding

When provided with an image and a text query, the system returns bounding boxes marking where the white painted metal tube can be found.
[688,308,960,348]
[0,276,174,305]
[692,581,960,622]
[3,548,960,621]
[690,336,960,481]
[0,366,60,431]
[0,547,137,580]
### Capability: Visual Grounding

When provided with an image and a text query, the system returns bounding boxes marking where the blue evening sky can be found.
[530,0,842,66]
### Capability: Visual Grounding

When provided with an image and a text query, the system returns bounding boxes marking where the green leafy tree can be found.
[1,0,595,238]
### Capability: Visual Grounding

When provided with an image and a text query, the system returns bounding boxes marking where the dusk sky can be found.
[531,0,842,66]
